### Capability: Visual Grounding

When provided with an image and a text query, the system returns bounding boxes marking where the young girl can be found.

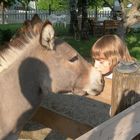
[92,34,134,77]
[90,35,134,113]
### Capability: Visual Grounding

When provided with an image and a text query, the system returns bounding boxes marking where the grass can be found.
[0,23,140,60]
[0,23,21,32]
[63,36,97,59]
[63,33,140,61]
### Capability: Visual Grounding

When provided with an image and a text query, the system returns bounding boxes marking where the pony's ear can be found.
[31,14,42,25]
[40,20,55,50]
[31,14,43,34]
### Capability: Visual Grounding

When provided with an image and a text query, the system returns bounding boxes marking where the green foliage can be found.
[64,37,97,59]
[0,24,21,31]
[0,24,21,45]
[54,24,70,36]
[125,32,140,60]
[37,0,69,11]
[89,0,104,8]
[0,29,13,44]
[37,0,48,10]
[88,0,113,9]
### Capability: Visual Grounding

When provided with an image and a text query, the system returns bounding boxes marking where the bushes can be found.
[0,29,14,45]
[0,24,21,45]
[125,32,140,60]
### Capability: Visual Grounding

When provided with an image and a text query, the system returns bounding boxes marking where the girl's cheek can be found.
[94,60,102,68]
[101,65,111,75]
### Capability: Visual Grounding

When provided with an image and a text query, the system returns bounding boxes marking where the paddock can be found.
[18,61,140,140]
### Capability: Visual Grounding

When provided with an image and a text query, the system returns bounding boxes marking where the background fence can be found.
[0,10,112,25]
[0,10,70,24]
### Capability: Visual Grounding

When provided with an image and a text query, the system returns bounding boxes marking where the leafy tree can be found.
[69,0,80,39]
[37,0,48,10]
[69,0,89,40]
[115,0,140,39]
[37,0,69,11]
[120,0,140,28]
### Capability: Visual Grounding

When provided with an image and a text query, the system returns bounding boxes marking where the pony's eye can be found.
[69,54,78,62]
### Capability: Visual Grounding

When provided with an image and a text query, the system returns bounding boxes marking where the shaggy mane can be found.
[0,15,43,72]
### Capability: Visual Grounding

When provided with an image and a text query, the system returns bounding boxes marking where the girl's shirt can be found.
[105,73,113,79]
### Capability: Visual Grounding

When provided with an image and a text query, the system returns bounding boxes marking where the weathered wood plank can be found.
[30,106,93,139]
[111,67,140,117]
[76,101,140,140]
[110,64,140,140]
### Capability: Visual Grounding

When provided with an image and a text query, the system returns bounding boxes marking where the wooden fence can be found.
[76,62,140,140]
[76,101,140,140]
[0,10,111,24]
[0,10,70,24]
[88,10,112,19]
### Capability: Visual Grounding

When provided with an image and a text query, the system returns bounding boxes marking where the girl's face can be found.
[94,59,111,75]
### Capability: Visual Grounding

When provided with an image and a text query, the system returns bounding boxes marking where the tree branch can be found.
[103,0,113,11]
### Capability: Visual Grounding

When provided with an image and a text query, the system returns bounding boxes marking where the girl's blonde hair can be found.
[91,35,133,69]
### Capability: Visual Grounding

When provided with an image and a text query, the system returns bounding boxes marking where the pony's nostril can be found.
[101,78,104,84]
[91,89,100,96]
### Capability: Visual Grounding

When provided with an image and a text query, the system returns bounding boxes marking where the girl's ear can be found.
[40,21,55,50]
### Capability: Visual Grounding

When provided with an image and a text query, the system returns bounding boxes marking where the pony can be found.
[0,14,104,140]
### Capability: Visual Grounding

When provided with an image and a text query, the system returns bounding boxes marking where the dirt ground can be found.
[19,92,110,140]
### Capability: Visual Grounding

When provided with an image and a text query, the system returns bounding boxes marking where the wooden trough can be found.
[19,106,93,139]
[19,61,140,140]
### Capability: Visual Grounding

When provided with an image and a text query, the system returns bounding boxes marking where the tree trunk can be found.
[116,1,126,40]
[1,2,4,24]
[49,4,51,15]
[125,0,140,28]
[95,5,97,20]
[69,0,80,40]
[25,5,28,20]
[81,0,89,40]
[77,0,82,16]
[118,0,140,40]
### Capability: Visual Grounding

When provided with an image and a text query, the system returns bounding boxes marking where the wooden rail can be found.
[76,101,140,140]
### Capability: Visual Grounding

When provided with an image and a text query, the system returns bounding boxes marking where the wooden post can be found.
[111,61,140,139]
